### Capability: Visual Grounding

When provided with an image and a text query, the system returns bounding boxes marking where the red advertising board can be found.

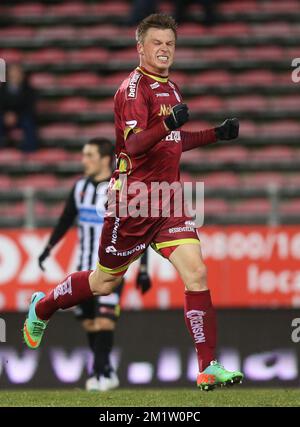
[1,227,300,311]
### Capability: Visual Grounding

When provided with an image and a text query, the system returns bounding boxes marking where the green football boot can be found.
[23,292,48,349]
[197,360,244,391]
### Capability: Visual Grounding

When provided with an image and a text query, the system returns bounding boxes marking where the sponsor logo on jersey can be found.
[106,243,146,257]
[186,310,206,344]
[165,131,181,143]
[125,120,137,129]
[158,104,172,116]
[106,245,117,254]
[168,224,195,234]
[111,217,120,244]
[127,72,142,99]
[54,277,72,300]
[150,81,160,89]
[155,93,170,97]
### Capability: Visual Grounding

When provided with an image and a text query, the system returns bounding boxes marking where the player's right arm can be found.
[38,185,78,271]
[117,75,188,157]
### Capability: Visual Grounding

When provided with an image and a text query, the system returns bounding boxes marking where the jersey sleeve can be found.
[119,75,150,141]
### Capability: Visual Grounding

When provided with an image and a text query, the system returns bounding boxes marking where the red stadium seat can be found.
[232,199,272,214]
[59,175,82,189]
[8,3,45,16]
[58,73,102,88]
[251,146,294,163]
[220,1,258,13]
[0,27,34,39]
[272,96,300,111]
[174,48,199,60]
[80,25,120,39]
[226,96,267,111]
[40,124,79,139]
[25,149,69,164]
[0,49,23,62]
[26,49,66,64]
[207,146,249,164]
[0,149,23,164]
[242,173,285,189]
[190,71,232,86]
[251,23,292,36]
[68,48,109,63]
[79,123,115,139]
[260,121,300,137]
[181,149,208,164]
[30,73,56,88]
[262,1,300,13]
[198,47,240,61]
[211,23,250,36]
[242,46,283,60]
[168,71,188,86]
[36,27,76,40]
[178,24,207,37]
[14,175,59,189]
[57,97,92,113]
[0,175,13,189]
[202,172,240,189]
[90,2,129,15]
[285,175,300,188]
[187,96,224,112]
[103,72,130,87]
[280,200,300,215]
[0,203,26,217]
[236,70,275,86]
[48,2,88,16]
[204,199,230,215]
[92,99,115,113]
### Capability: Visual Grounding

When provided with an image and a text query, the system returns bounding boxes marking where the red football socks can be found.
[35,270,93,321]
[184,289,217,372]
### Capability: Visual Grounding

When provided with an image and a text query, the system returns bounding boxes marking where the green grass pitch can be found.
[0,389,300,407]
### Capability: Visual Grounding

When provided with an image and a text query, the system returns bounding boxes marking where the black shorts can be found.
[73,280,124,321]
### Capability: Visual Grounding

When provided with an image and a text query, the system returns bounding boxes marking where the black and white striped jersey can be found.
[48,176,109,271]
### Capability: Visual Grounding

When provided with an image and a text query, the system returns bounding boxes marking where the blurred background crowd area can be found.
[0,0,299,227]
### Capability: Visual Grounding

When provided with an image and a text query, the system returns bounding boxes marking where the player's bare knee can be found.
[185,263,208,292]
[89,269,120,295]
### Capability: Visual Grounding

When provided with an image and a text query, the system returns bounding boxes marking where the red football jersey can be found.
[114,66,184,184]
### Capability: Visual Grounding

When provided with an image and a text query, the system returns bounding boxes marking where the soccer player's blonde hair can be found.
[136,13,178,44]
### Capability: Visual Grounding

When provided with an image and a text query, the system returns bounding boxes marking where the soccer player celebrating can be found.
[23,14,243,391]
[36,138,151,391]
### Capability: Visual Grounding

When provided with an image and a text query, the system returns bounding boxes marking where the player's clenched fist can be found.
[164,103,189,130]
[215,118,239,140]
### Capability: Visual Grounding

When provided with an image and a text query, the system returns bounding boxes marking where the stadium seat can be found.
[40,124,79,139]
[204,199,230,215]
[241,173,285,189]
[202,172,240,189]
[68,48,109,63]
[0,149,23,164]
[24,149,69,164]
[190,71,232,86]
[0,175,13,189]
[30,73,57,89]
[57,73,102,88]
[56,97,92,114]
[232,199,272,214]
[280,200,300,215]
[36,27,77,40]
[26,49,67,64]
[14,175,59,190]
[8,3,45,16]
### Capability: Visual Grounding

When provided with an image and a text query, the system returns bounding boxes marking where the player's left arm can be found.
[181,118,239,152]
[136,250,152,295]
